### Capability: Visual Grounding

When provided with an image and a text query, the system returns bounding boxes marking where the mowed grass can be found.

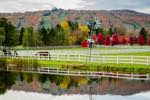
[38,60,150,74]
[3,58,150,74]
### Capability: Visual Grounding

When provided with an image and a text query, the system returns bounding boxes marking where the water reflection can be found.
[0,72,150,96]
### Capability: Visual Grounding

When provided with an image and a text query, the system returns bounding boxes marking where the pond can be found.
[0,72,150,100]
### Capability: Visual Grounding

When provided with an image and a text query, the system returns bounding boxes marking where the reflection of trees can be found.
[0,72,16,95]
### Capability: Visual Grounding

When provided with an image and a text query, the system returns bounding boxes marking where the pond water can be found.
[0,72,150,100]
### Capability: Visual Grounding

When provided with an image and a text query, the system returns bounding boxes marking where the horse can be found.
[35,51,51,59]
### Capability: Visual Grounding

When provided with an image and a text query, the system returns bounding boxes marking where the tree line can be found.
[0,17,150,47]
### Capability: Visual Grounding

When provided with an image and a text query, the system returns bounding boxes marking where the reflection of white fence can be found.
[5,67,150,80]
[1,52,150,66]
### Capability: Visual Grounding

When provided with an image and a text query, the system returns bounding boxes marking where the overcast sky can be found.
[0,90,150,100]
[0,0,150,14]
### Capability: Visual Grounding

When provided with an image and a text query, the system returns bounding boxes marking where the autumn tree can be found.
[121,37,127,45]
[128,35,134,45]
[114,26,126,35]
[104,34,111,45]
[147,36,150,45]
[97,33,104,44]
[112,33,119,45]
[137,34,144,45]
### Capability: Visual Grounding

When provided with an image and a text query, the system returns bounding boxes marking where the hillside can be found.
[0,9,150,34]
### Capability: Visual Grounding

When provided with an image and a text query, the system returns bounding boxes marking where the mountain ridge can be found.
[0,9,150,34]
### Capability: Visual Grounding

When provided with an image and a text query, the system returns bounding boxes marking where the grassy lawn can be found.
[1,58,150,74]
[38,60,150,74]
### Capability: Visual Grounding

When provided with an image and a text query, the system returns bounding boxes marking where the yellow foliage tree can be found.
[60,20,69,31]
[78,78,88,86]
[79,25,89,34]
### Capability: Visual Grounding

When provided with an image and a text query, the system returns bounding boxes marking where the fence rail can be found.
[1,52,150,66]
[2,67,149,80]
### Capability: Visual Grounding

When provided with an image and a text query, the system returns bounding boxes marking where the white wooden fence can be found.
[4,67,150,80]
[1,52,150,66]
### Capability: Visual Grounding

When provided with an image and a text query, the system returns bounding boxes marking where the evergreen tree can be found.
[0,27,5,46]
[139,27,147,43]
[19,27,25,45]
[0,17,19,46]
[39,27,49,46]
[108,27,113,36]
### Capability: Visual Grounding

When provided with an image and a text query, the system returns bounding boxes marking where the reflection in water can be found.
[0,90,150,100]
[0,72,150,97]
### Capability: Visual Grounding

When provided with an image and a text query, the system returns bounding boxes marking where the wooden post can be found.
[67,54,70,61]
[67,69,69,75]
[131,56,133,65]
[147,74,149,80]
[117,56,119,64]
[117,72,118,78]
[38,68,40,72]
[147,56,149,66]
[48,54,49,60]
[57,54,59,60]
[78,54,80,62]
[57,68,58,74]
[102,56,104,64]
[131,73,134,79]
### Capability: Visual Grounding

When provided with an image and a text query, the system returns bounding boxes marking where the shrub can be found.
[137,34,144,45]
[12,59,39,71]
[97,33,104,44]
[128,35,134,45]
[121,37,127,45]
[147,36,150,45]
[112,33,119,45]
[104,34,111,45]
[0,58,7,69]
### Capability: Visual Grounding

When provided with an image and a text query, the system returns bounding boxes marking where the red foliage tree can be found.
[81,40,89,48]
[112,33,119,45]
[128,35,134,45]
[97,33,104,44]
[104,35,111,45]
[121,37,127,45]
[147,36,150,45]
[92,34,97,42]
[137,34,144,45]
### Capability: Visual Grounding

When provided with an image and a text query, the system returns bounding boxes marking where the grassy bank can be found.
[1,58,150,74]
[38,60,150,74]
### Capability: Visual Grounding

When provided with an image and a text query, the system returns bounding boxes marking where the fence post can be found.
[131,56,133,65]
[131,73,134,79]
[147,56,149,66]
[7,51,8,58]
[78,54,80,62]
[48,54,49,60]
[67,54,70,61]
[57,54,59,60]
[57,68,59,74]
[147,74,149,80]
[117,72,118,78]
[117,56,119,64]
[102,56,104,64]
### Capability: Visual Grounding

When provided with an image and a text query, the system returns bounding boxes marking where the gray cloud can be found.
[84,0,150,14]
[0,0,149,14]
